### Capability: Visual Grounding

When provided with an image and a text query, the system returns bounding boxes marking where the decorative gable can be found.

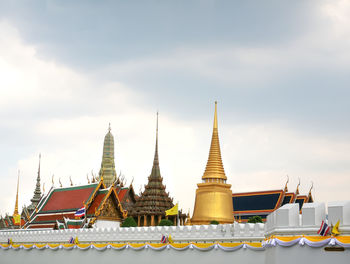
[97,195,123,220]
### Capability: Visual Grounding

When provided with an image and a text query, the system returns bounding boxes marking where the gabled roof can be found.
[25,181,105,229]
[87,189,109,216]
[94,185,127,219]
[38,183,99,213]
[118,188,129,201]
[281,192,297,206]
[232,189,285,215]
[295,195,308,213]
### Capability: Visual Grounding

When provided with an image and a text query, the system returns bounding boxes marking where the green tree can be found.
[210,220,219,225]
[158,219,173,226]
[121,217,137,227]
[247,216,263,223]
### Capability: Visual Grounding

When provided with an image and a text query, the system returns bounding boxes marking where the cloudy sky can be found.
[0,0,349,216]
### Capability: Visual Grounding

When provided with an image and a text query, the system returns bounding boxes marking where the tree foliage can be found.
[158,219,174,226]
[210,220,220,225]
[121,217,137,227]
[247,216,263,223]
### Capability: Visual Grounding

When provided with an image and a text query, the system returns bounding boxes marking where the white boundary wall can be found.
[1,201,350,264]
[0,223,264,244]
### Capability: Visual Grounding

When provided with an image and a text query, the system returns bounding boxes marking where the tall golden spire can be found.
[191,102,234,225]
[202,101,227,181]
[13,171,19,215]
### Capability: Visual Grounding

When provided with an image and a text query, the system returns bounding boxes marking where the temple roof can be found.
[232,189,285,216]
[130,113,174,217]
[25,180,127,229]
[38,184,98,213]
[281,192,297,206]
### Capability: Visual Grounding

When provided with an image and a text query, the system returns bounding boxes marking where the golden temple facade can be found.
[191,102,234,225]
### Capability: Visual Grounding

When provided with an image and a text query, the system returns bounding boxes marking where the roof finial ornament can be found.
[59,178,62,188]
[87,174,90,184]
[52,174,55,187]
[309,181,314,195]
[42,183,45,194]
[108,122,111,132]
[101,168,104,182]
[70,176,73,186]
[284,175,289,192]
[296,178,301,195]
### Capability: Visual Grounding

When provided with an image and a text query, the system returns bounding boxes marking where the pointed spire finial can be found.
[108,123,111,132]
[13,170,20,215]
[30,153,42,205]
[202,101,227,181]
[214,101,218,129]
[150,111,161,178]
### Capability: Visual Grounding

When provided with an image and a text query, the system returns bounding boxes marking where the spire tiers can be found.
[30,154,42,204]
[202,101,227,181]
[99,124,117,187]
[191,102,234,225]
[129,113,174,226]
[13,171,19,216]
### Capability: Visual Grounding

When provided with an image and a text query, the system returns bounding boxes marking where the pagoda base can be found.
[191,182,234,225]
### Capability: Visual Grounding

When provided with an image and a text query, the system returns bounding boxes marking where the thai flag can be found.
[74,207,86,217]
[318,220,330,236]
[161,235,167,243]
[69,237,74,244]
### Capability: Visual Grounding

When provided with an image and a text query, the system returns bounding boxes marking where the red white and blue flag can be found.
[69,237,74,244]
[317,220,330,236]
[74,207,86,217]
[161,235,167,243]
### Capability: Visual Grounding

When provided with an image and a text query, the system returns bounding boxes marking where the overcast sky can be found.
[0,0,349,216]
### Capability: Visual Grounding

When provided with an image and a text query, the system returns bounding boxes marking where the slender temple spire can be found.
[150,112,161,178]
[202,101,227,181]
[31,154,42,204]
[13,171,19,215]
[129,112,174,226]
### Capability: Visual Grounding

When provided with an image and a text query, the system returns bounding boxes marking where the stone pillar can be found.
[151,215,155,226]
[143,215,147,226]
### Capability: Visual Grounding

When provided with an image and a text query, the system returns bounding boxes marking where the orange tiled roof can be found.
[40,184,98,212]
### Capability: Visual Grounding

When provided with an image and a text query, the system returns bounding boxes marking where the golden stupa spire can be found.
[202,101,227,181]
[13,170,20,215]
[191,102,234,225]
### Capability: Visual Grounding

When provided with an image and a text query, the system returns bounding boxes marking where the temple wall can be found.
[1,201,350,264]
[0,223,265,244]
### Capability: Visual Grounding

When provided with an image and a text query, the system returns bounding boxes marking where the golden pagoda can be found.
[191,102,234,225]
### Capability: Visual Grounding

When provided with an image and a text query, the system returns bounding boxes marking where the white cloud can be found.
[0,14,349,219]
